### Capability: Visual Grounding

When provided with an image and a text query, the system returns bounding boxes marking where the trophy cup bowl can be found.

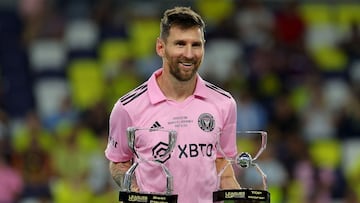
[213,131,270,203]
[119,127,178,203]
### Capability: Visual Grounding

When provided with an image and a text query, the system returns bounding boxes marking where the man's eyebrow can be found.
[172,39,186,44]
[172,39,203,44]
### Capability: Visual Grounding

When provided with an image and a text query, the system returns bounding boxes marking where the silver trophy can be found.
[213,131,270,203]
[119,127,178,203]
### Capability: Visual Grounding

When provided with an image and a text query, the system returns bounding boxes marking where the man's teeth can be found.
[181,62,192,66]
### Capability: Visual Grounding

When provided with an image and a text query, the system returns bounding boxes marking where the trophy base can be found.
[119,191,178,203]
[213,189,270,203]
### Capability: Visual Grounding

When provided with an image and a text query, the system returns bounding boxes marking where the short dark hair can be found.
[160,7,205,40]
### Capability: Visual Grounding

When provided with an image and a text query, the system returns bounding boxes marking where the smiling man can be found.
[105,6,241,203]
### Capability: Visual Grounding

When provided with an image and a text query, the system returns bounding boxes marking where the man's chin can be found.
[177,72,195,81]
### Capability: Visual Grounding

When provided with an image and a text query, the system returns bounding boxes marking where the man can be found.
[105,6,240,202]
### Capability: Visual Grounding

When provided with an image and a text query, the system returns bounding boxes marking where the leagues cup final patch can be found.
[198,113,215,132]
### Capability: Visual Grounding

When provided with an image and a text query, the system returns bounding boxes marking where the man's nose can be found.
[183,45,194,59]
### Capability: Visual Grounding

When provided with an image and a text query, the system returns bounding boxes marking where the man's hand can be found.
[109,161,139,191]
[215,157,241,190]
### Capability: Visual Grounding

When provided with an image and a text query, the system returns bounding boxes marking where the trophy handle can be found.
[254,163,268,191]
[126,127,177,161]
[124,127,177,194]
[161,130,177,162]
[122,162,139,192]
[250,131,267,161]
[160,163,174,195]
[127,127,138,158]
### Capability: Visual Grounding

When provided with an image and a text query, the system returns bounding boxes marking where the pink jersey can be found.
[0,164,23,203]
[105,69,238,203]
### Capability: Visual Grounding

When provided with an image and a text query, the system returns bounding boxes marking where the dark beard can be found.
[169,64,198,81]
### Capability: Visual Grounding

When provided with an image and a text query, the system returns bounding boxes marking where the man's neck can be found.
[156,71,197,102]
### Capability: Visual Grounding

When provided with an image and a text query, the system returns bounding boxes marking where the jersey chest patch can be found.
[198,113,215,132]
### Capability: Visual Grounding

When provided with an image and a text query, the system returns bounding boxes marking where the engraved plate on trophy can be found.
[119,127,178,203]
[213,131,270,203]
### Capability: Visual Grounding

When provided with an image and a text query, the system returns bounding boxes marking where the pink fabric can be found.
[105,69,237,203]
[18,0,45,17]
[0,164,23,202]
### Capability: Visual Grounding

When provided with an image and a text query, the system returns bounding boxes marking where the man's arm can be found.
[216,157,241,189]
[109,161,139,191]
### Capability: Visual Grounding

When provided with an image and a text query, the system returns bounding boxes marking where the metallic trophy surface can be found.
[119,127,178,203]
[213,131,270,203]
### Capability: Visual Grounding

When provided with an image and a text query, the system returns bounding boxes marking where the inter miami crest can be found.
[198,113,215,132]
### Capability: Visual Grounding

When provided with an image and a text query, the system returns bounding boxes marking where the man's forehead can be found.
[167,26,204,41]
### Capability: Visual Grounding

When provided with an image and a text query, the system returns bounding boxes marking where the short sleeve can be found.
[218,97,238,159]
[105,101,134,162]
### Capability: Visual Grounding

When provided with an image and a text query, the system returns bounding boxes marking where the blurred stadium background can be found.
[0,0,359,202]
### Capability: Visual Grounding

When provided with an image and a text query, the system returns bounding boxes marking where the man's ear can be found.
[156,37,165,57]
